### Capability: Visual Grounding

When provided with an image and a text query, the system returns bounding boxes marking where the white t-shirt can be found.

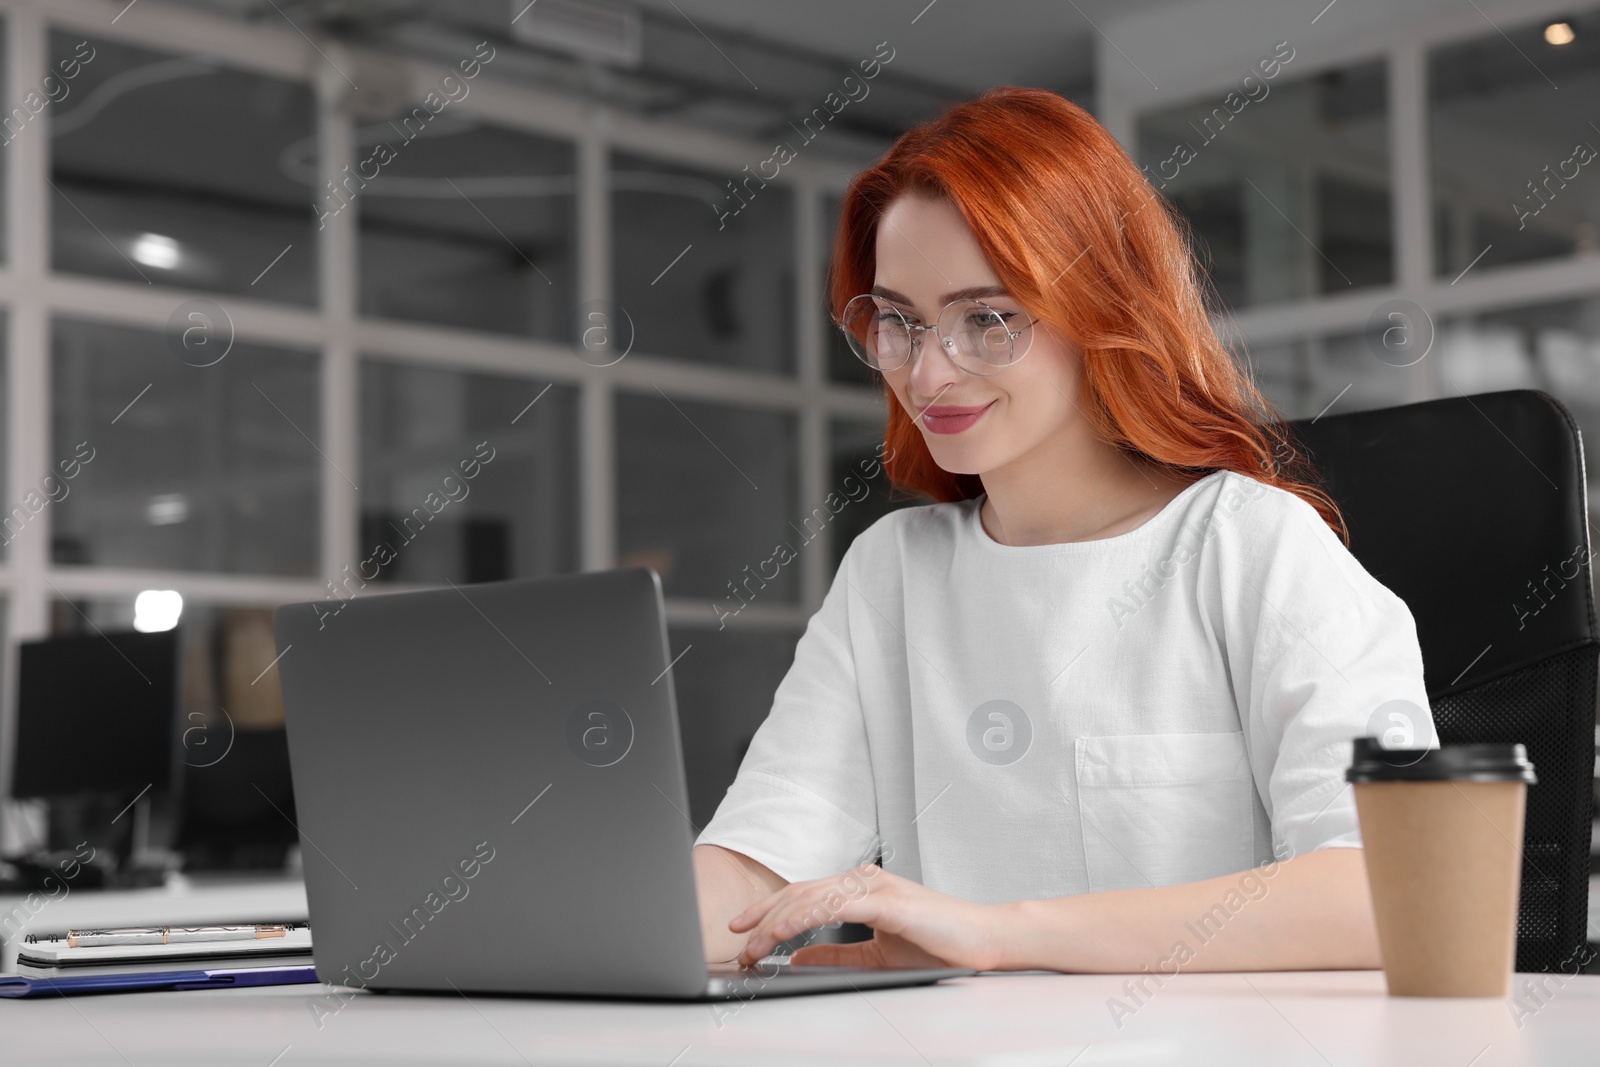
[694,468,1437,904]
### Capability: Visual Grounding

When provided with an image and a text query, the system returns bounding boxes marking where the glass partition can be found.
[357,119,576,341]
[611,149,795,374]
[359,359,581,584]
[616,389,800,603]
[48,31,316,304]
[1138,57,1392,309]
[1429,7,1600,279]
[51,318,320,575]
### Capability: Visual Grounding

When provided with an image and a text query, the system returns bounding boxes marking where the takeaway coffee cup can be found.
[1345,737,1537,997]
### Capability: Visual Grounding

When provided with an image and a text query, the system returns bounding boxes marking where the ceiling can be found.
[164,0,1179,158]
[619,0,1145,95]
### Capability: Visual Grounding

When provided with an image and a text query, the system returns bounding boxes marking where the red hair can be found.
[828,86,1347,544]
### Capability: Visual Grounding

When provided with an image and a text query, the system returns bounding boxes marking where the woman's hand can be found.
[727,863,1013,971]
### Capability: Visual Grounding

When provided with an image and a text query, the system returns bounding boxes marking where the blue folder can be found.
[0,963,319,998]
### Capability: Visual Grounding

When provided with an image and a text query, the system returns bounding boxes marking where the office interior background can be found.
[0,0,1596,877]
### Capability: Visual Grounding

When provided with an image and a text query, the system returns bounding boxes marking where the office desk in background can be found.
[2,969,1598,1065]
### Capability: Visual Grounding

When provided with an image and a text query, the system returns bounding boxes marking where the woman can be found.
[691,86,1435,974]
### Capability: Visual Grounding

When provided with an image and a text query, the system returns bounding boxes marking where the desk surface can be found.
[3,873,1597,1064]
[2,969,1597,1066]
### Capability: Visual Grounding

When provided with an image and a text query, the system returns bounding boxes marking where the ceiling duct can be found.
[507,0,644,69]
[164,0,985,159]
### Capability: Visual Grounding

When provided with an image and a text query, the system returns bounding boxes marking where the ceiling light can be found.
[130,232,181,269]
[1545,21,1577,45]
[145,493,189,525]
[133,589,183,633]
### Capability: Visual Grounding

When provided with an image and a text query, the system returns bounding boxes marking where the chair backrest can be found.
[1288,388,1597,973]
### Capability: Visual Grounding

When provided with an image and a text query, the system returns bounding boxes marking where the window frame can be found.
[0,0,882,795]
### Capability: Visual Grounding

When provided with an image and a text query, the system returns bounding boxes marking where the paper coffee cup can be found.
[1345,737,1536,997]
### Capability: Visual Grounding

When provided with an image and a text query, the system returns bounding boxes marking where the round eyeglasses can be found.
[835,294,1038,376]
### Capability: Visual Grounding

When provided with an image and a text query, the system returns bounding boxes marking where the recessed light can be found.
[130,232,181,269]
[145,493,189,525]
[1545,21,1577,45]
[134,589,183,633]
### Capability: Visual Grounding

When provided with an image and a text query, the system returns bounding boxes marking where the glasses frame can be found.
[835,294,1039,377]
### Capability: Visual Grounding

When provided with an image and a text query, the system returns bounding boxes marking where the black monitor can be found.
[177,725,299,870]
[11,630,179,799]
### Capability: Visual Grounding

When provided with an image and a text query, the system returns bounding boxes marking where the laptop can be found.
[273,566,975,1000]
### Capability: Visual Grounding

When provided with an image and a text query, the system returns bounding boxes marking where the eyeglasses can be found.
[835,294,1038,376]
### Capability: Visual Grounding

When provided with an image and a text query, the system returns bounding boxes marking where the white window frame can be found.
[1097,0,1600,410]
[0,0,886,796]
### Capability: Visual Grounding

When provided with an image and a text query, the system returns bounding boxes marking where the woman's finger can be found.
[737,899,841,963]
[735,880,892,965]
[730,864,884,933]
[737,896,850,963]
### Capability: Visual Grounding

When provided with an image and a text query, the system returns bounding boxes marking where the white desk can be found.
[0,871,1594,1063]
[0,874,307,972]
[1,968,1597,1065]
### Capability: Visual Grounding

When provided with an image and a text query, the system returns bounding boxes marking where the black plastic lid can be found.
[1345,736,1537,784]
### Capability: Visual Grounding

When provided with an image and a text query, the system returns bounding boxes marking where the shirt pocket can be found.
[1073,730,1257,892]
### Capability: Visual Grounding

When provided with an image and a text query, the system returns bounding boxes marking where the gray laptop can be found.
[273,566,974,1000]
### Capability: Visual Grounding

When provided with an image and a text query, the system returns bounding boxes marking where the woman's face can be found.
[871,193,1084,477]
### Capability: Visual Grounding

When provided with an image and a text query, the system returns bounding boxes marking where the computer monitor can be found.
[177,725,299,870]
[10,630,179,800]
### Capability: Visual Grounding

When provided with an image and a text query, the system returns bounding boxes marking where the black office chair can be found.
[1288,388,1598,974]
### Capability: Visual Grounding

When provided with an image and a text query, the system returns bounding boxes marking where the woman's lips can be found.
[919,400,995,435]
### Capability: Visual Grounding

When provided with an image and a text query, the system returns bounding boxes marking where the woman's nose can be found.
[907,331,964,396]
